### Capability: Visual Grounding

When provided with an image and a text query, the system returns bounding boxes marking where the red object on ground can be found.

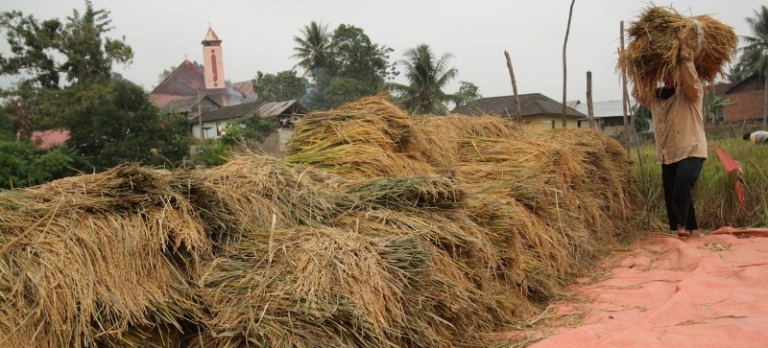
[713,146,746,209]
[500,231,768,348]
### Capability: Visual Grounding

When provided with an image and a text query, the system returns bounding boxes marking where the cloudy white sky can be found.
[0,0,765,104]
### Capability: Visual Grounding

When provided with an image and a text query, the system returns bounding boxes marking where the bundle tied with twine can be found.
[619,6,738,102]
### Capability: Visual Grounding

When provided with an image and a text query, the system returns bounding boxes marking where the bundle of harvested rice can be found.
[409,115,519,170]
[620,6,738,102]
[286,96,435,178]
[0,165,207,348]
[0,95,641,347]
[192,227,436,347]
[337,176,464,210]
[175,156,342,248]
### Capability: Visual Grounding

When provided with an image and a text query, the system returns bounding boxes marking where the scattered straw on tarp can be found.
[619,5,738,102]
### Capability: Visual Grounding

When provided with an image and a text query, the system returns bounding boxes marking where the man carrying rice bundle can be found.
[632,31,706,239]
[624,6,737,239]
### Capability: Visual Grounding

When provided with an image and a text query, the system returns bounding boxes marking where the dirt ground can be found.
[500,228,768,348]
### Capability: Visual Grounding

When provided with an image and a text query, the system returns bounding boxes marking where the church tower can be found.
[202,27,225,90]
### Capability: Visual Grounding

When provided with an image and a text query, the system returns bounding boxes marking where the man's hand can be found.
[677,31,693,60]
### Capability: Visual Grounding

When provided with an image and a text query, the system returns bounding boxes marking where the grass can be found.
[633,137,768,231]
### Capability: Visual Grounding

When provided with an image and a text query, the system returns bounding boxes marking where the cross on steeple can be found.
[184,53,188,59]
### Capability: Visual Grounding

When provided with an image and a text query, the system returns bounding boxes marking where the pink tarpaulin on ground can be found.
[501,231,768,348]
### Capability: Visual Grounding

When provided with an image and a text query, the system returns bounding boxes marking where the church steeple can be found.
[202,26,225,90]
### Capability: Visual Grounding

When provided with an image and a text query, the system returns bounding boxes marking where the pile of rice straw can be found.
[619,6,738,102]
[0,96,640,347]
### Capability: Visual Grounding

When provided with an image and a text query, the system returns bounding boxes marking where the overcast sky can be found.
[0,0,765,104]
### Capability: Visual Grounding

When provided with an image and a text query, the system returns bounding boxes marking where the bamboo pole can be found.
[504,50,523,126]
[562,0,576,128]
[586,71,595,129]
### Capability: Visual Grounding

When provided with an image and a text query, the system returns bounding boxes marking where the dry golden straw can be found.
[1,95,640,347]
[619,6,738,102]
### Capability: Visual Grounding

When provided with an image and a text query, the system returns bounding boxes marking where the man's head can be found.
[743,133,752,141]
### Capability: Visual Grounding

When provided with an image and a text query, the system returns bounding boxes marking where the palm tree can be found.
[704,90,730,124]
[740,6,768,126]
[290,21,332,76]
[388,44,464,115]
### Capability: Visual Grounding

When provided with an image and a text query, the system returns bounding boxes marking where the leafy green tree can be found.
[633,104,651,133]
[64,78,192,170]
[0,140,75,189]
[0,100,27,137]
[291,21,331,76]
[200,140,232,167]
[388,44,464,115]
[252,70,309,103]
[727,60,751,83]
[738,5,768,126]
[455,81,482,108]
[0,2,192,174]
[704,90,730,123]
[220,114,280,146]
[303,24,397,110]
[0,0,133,88]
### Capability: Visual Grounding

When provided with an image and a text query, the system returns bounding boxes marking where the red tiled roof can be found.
[150,60,244,98]
[31,129,70,149]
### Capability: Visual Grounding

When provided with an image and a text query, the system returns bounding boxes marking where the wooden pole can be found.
[619,21,630,156]
[197,88,204,139]
[562,0,576,128]
[504,50,523,126]
[623,87,652,229]
[586,71,595,129]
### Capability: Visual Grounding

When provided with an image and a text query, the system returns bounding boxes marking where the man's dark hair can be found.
[743,132,752,141]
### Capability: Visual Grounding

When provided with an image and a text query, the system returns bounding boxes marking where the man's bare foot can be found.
[689,230,701,238]
[677,231,690,238]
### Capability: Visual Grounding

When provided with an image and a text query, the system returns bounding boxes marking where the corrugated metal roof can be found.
[150,94,186,108]
[257,100,307,117]
[232,80,258,101]
[194,100,309,123]
[453,93,585,118]
[574,100,634,118]
[163,95,201,112]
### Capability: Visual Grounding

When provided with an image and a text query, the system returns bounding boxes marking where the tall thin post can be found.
[562,0,576,128]
[504,50,523,126]
[586,71,595,129]
[619,22,630,156]
[624,88,651,230]
[197,88,204,139]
